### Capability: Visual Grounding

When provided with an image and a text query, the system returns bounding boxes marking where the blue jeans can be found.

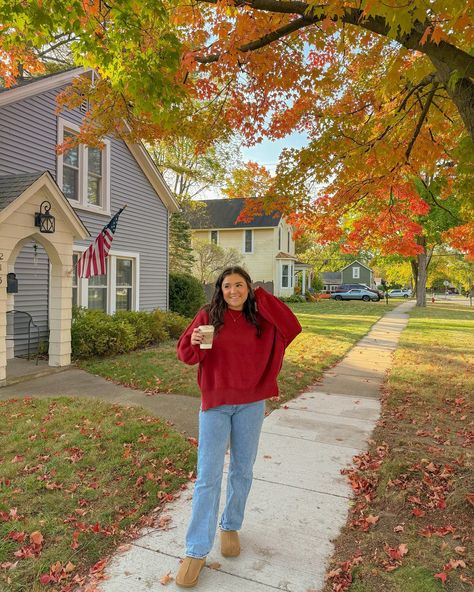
[185,400,265,558]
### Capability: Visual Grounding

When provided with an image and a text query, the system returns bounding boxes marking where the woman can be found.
[175,266,301,588]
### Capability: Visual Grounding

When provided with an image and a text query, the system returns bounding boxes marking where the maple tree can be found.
[223,161,273,198]
[1,0,473,295]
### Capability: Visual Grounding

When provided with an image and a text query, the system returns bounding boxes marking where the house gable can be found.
[339,259,372,273]
[0,171,89,241]
[0,68,178,214]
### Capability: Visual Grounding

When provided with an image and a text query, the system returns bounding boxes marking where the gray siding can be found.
[341,263,372,286]
[0,86,169,313]
[11,242,49,356]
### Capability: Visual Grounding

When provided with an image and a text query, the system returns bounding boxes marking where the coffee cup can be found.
[199,325,215,349]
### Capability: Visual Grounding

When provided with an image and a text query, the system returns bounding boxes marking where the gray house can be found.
[0,68,179,385]
[321,260,375,293]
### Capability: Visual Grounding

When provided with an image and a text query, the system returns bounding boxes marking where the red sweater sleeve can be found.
[254,287,302,347]
[176,309,210,365]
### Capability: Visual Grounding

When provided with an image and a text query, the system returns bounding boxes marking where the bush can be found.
[72,309,137,358]
[279,294,306,303]
[114,311,158,348]
[169,273,205,318]
[152,309,189,339]
[71,307,191,359]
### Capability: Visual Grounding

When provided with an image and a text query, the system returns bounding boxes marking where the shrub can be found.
[169,273,205,318]
[71,309,137,358]
[71,307,191,360]
[114,310,157,348]
[279,294,306,303]
[152,309,189,339]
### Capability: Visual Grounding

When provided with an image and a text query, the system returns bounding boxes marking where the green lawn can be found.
[79,300,399,409]
[0,398,196,592]
[323,303,474,592]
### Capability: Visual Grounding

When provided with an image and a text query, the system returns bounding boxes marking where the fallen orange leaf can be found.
[160,571,174,585]
[30,531,44,546]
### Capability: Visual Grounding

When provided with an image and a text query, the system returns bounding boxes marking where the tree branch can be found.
[196,0,474,77]
[196,16,312,63]
[405,82,438,162]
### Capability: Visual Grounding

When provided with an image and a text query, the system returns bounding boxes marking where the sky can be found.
[240,131,308,175]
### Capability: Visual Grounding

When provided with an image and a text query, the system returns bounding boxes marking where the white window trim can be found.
[243,229,253,254]
[281,262,289,288]
[352,266,360,279]
[57,117,111,215]
[210,230,219,245]
[73,246,139,313]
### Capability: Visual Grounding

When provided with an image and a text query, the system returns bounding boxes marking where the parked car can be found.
[388,289,412,298]
[331,288,380,302]
[334,283,384,299]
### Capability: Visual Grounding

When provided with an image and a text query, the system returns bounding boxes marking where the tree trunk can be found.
[411,259,418,296]
[416,251,427,307]
[428,56,474,143]
[414,237,435,307]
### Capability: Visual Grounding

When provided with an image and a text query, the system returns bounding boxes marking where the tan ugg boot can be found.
[176,557,206,588]
[220,530,240,557]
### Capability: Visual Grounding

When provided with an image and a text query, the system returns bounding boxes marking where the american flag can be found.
[77,207,125,278]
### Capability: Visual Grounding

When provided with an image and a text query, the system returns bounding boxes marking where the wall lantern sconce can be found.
[34,201,55,233]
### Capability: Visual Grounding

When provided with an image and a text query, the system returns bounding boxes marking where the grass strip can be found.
[0,398,196,591]
[323,303,474,592]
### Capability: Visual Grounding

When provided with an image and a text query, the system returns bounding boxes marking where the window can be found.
[244,229,253,253]
[210,230,218,244]
[58,118,110,212]
[73,250,138,313]
[352,266,360,279]
[278,227,281,250]
[63,130,79,201]
[116,258,133,311]
[287,230,291,252]
[282,264,289,288]
[87,146,103,206]
[88,272,108,312]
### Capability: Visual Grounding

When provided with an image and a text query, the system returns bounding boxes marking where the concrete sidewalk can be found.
[97,301,414,592]
[0,364,201,438]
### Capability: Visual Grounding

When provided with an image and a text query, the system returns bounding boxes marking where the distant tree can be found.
[150,135,242,274]
[169,212,195,274]
[223,161,273,199]
[151,136,242,201]
[193,240,243,284]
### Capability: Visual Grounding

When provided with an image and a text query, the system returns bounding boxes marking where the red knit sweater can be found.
[176,288,302,410]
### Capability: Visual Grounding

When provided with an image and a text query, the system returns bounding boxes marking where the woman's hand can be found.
[190,328,203,346]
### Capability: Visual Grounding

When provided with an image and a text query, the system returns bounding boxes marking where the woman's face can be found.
[222,273,249,311]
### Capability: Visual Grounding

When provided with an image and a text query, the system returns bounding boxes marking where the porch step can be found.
[3,360,72,388]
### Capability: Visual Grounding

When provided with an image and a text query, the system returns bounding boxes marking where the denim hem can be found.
[185,552,207,559]
[219,524,238,532]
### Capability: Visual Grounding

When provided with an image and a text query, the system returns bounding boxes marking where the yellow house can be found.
[189,198,300,297]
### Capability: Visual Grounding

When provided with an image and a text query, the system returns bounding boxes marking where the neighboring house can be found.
[0,68,179,385]
[321,260,376,293]
[189,198,311,297]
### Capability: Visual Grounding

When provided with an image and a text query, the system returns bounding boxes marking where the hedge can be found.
[71,307,189,359]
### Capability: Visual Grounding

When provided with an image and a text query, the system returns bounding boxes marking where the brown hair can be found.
[206,266,261,336]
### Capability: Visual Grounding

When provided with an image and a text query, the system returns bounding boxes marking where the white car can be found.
[388,289,412,298]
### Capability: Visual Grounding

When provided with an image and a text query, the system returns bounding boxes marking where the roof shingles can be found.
[0,172,45,212]
[189,198,281,229]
